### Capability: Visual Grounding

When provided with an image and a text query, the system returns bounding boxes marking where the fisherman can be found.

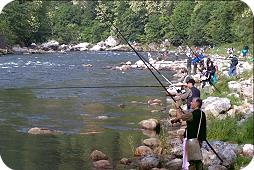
[167,68,192,94]
[201,60,216,88]
[171,97,207,170]
[171,79,200,122]
[228,55,238,76]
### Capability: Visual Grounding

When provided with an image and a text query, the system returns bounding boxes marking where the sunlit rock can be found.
[90,150,108,161]
[139,118,159,130]
[143,138,160,148]
[202,97,231,116]
[134,146,153,157]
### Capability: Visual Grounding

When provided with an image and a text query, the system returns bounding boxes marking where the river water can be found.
[0,51,182,170]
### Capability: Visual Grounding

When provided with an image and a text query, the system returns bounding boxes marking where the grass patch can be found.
[206,42,253,57]
[207,115,253,144]
[234,154,252,170]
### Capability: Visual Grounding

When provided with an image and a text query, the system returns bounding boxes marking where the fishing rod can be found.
[98,7,180,104]
[2,85,163,90]
[168,20,221,94]
[99,8,223,163]
[97,9,179,91]
[167,19,223,163]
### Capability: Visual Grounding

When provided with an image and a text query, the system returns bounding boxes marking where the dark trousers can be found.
[189,160,203,170]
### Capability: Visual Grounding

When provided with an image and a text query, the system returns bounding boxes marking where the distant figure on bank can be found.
[202,61,216,87]
[228,55,238,76]
[241,46,249,59]
[226,47,234,58]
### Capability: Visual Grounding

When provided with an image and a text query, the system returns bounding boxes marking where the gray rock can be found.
[93,160,111,169]
[202,97,231,116]
[165,158,182,170]
[139,155,160,170]
[143,138,160,148]
[208,165,227,170]
[28,127,62,135]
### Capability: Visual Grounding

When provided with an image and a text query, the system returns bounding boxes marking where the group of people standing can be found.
[166,45,250,169]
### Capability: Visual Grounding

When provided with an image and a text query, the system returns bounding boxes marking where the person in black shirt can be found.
[172,97,207,170]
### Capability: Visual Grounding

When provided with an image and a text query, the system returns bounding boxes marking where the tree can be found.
[188,1,216,46]
[169,1,196,46]
[203,1,234,45]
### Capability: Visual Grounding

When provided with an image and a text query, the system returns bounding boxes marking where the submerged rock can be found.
[90,150,108,161]
[28,127,62,135]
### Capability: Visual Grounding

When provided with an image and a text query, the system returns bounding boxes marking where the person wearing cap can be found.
[174,79,200,111]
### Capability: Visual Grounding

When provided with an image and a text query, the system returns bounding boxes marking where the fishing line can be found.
[2,85,164,90]
[98,7,179,105]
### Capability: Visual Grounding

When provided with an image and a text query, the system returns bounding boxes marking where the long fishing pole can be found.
[167,20,223,162]
[98,7,180,105]
[2,85,163,90]
[100,7,223,163]
[168,20,221,94]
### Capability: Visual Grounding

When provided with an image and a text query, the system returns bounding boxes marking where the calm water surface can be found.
[0,51,181,170]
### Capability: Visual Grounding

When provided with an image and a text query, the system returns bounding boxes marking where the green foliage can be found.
[169,1,196,45]
[234,154,252,169]
[0,1,252,47]
[207,116,253,144]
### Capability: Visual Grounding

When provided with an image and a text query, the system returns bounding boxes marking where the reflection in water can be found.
[0,51,181,169]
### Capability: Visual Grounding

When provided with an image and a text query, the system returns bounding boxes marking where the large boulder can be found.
[41,40,59,50]
[139,118,159,130]
[228,81,241,92]
[90,150,108,161]
[134,146,153,157]
[143,138,160,148]
[208,165,227,170]
[165,158,182,170]
[12,46,29,54]
[139,155,160,170]
[104,36,120,47]
[202,97,231,116]
[71,42,90,51]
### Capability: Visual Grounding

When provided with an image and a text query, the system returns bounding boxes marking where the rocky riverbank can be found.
[0,36,166,55]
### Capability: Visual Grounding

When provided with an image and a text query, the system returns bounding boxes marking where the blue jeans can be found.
[228,66,236,76]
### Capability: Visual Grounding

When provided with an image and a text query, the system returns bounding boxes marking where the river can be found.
[0,51,183,170]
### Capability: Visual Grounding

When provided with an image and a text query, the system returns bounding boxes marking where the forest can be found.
[0,0,252,47]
